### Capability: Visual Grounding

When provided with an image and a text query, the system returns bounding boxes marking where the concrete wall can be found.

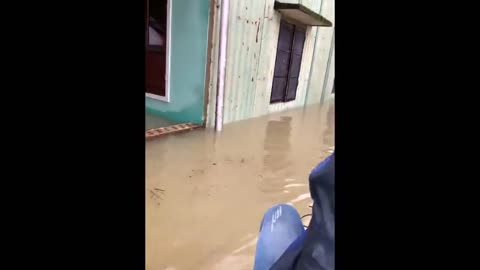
[206,0,334,128]
[145,0,210,125]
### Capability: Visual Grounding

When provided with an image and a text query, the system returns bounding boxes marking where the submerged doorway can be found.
[145,0,170,101]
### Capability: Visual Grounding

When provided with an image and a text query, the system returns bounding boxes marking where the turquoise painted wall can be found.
[146,0,210,125]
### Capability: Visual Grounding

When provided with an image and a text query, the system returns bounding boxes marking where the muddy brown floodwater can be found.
[146,101,334,270]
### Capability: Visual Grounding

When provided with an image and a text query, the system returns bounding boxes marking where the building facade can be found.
[145,0,334,129]
[206,0,335,128]
[145,0,210,125]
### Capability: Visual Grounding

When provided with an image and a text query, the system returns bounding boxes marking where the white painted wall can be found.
[205,0,335,128]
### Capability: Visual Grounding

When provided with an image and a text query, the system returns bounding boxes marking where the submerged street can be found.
[146,101,334,270]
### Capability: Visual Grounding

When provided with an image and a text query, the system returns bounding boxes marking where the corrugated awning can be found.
[274,1,332,27]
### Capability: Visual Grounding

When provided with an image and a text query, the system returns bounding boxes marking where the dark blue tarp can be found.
[270,153,335,270]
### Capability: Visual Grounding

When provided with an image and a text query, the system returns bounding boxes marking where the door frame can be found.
[145,0,172,103]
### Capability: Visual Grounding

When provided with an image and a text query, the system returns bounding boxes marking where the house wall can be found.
[306,0,334,105]
[145,0,210,125]
[320,40,335,103]
[206,0,334,128]
[305,28,334,104]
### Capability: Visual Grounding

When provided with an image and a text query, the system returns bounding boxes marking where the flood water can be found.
[146,101,334,270]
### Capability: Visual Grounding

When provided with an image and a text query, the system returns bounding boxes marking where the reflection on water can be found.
[324,102,334,146]
[146,101,334,270]
[259,117,293,194]
[263,117,292,171]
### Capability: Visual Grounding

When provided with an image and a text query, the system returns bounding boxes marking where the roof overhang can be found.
[274,1,333,27]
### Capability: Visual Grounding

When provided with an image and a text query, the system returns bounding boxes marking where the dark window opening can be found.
[145,0,168,97]
[146,0,167,50]
[270,20,306,104]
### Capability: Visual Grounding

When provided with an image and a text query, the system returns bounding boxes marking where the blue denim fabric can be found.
[253,204,305,270]
[254,153,335,270]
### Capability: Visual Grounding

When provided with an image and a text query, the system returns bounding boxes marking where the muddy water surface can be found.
[146,101,334,270]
